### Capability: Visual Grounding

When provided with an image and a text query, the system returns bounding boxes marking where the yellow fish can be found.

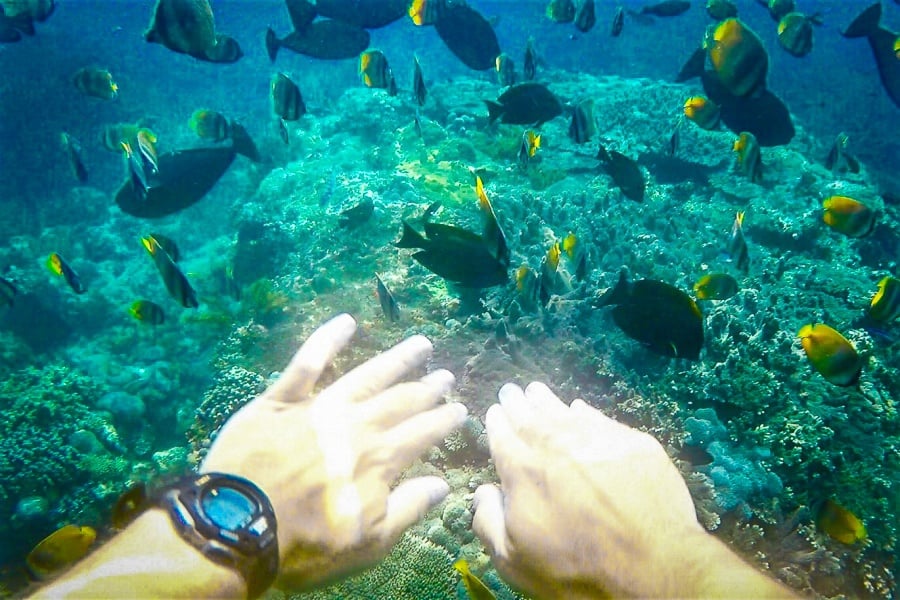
[454,559,496,600]
[895,35,900,59]
[26,525,96,580]
[816,499,867,544]
[732,131,762,182]
[867,276,900,322]
[705,18,768,97]
[693,273,739,300]
[683,95,720,130]
[822,196,876,238]
[561,232,577,259]
[798,323,862,387]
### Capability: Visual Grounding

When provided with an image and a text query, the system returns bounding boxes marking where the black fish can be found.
[116,147,237,218]
[284,0,317,31]
[435,3,501,71]
[316,0,408,29]
[700,70,794,146]
[338,198,374,229]
[228,122,261,163]
[574,0,596,32]
[396,222,507,288]
[142,235,198,308]
[375,273,400,322]
[611,6,624,36]
[597,269,704,360]
[842,3,900,109]
[638,0,690,16]
[111,483,149,530]
[265,21,370,62]
[413,56,427,106]
[485,82,563,126]
[597,144,645,202]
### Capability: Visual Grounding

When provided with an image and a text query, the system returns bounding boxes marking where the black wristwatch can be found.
[160,473,279,599]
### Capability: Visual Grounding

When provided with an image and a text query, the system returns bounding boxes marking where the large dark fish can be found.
[842,3,900,109]
[700,70,794,146]
[265,20,370,61]
[316,0,408,28]
[485,82,563,126]
[638,0,690,16]
[396,222,508,288]
[284,0,316,31]
[597,270,704,360]
[597,144,645,202]
[435,3,500,70]
[115,147,237,218]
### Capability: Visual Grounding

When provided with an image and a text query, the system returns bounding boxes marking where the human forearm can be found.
[30,509,245,599]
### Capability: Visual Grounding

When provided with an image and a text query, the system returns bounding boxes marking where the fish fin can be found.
[484,100,504,124]
[597,269,630,307]
[229,121,260,162]
[842,3,880,38]
[596,144,611,163]
[847,154,861,174]
[396,221,426,248]
[265,27,279,62]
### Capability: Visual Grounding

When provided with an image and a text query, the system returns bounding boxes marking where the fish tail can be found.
[229,121,258,161]
[842,3,880,38]
[396,221,426,248]
[484,100,504,124]
[265,27,280,62]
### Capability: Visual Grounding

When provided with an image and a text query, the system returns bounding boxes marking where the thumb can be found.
[472,484,510,560]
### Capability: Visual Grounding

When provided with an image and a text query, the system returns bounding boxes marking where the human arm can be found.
[471,382,796,600]
[33,313,466,598]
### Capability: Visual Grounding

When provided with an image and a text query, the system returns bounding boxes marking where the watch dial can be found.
[202,487,255,531]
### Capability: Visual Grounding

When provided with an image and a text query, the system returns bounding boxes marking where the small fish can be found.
[568,99,595,144]
[704,18,769,98]
[822,196,876,238]
[130,299,165,325]
[47,253,86,294]
[277,118,289,144]
[189,109,231,142]
[495,53,517,86]
[677,444,714,466]
[147,232,180,261]
[668,118,681,156]
[338,198,375,229]
[574,0,595,32]
[683,95,720,130]
[777,12,822,58]
[360,49,395,90]
[706,0,738,20]
[111,483,149,530]
[454,558,497,600]
[639,0,691,17]
[413,109,424,139]
[26,525,96,580]
[824,132,860,174]
[413,56,427,106]
[611,6,624,36]
[485,82,562,126]
[408,0,443,26]
[72,67,117,100]
[60,132,88,183]
[816,499,867,544]
[761,0,794,22]
[546,0,575,23]
[798,323,862,387]
[271,72,306,121]
[516,264,540,304]
[476,176,510,266]
[0,275,17,307]
[728,211,749,273]
[100,123,153,153]
[517,129,541,167]
[596,144,645,202]
[895,35,899,59]
[135,129,159,177]
[732,131,762,182]
[693,273,739,300]
[121,140,151,201]
[142,235,198,308]
[374,273,400,322]
[868,276,900,322]
[524,37,537,81]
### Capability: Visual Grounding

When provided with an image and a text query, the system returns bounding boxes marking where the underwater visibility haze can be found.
[1,0,900,597]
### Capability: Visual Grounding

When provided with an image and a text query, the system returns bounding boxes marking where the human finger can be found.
[360,369,455,429]
[497,382,545,439]
[269,313,357,402]
[380,403,467,477]
[483,404,533,487]
[324,335,433,404]
[380,476,450,541]
[523,381,569,421]
[472,484,510,560]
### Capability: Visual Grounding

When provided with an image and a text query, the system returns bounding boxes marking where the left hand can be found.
[201,314,467,591]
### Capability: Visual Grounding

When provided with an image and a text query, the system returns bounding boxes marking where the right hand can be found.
[471,382,704,599]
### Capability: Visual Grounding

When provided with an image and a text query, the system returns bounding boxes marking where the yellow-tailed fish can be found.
[693,273,739,300]
[704,18,768,97]
[453,558,496,600]
[728,211,749,273]
[26,525,96,580]
[47,253,86,294]
[867,276,900,322]
[733,131,762,182]
[798,323,862,387]
[141,235,199,308]
[130,299,165,325]
[822,196,876,238]
[683,95,720,130]
[816,499,867,544]
[72,67,118,100]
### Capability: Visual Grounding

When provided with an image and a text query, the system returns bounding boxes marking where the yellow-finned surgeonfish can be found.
[704,18,768,97]
[141,235,198,308]
[454,558,496,600]
[26,524,96,580]
[798,323,862,387]
[867,276,900,322]
[693,273,739,300]
[47,253,86,294]
[816,499,867,544]
[822,196,876,238]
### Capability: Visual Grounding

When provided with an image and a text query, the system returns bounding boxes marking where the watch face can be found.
[202,487,255,531]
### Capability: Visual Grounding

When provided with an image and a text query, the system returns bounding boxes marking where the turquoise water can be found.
[1,0,899,597]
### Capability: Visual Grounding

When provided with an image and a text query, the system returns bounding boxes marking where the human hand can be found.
[472,382,703,599]
[200,314,467,591]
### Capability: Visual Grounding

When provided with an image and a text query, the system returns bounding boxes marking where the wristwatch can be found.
[160,473,279,599]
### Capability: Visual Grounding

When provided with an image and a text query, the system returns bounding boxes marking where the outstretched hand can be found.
[472,382,703,600]
[201,314,467,591]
